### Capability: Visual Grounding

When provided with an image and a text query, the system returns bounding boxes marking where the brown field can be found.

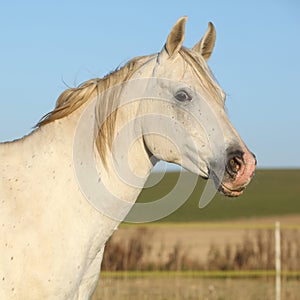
[93,276,300,300]
[92,215,300,299]
[103,215,300,270]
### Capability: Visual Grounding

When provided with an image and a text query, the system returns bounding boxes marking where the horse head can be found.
[137,17,256,197]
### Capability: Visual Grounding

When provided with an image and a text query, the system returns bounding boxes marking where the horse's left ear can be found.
[192,22,216,61]
[164,16,187,57]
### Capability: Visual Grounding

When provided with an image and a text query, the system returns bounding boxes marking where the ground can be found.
[111,215,300,266]
[93,275,300,300]
[92,215,300,299]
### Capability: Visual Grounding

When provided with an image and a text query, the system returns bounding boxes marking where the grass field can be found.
[95,169,300,299]
[92,275,300,300]
[102,216,300,272]
[130,169,300,222]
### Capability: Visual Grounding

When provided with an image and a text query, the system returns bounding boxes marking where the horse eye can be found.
[174,90,192,102]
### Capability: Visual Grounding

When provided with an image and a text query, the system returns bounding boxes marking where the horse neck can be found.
[95,100,154,205]
[36,97,153,213]
[6,103,153,251]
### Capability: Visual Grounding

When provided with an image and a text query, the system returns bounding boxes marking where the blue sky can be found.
[0,1,299,168]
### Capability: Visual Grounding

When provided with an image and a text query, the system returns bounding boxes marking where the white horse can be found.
[0,17,256,299]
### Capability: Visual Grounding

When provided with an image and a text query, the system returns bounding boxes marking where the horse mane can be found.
[37,55,151,165]
[37,48,222,165]
[37,56,151,127]
[179,47,224,105]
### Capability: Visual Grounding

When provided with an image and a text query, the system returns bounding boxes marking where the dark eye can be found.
[174,90,192,102]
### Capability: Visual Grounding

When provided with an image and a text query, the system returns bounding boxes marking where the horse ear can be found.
[192,22,216,61]
[164,16,187,57]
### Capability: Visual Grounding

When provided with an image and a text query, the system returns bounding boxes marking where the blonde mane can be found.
[37,56,152,127]
[37,55,152,164]
[179,47,224,105]
[37,48,222,165]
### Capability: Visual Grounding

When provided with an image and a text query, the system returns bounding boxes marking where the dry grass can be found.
[92,276,300,300]
[102,227,152,271]
[207,229,300,271]
[94,222,300,299]
[102,227,203,271]
[101,227,300,272]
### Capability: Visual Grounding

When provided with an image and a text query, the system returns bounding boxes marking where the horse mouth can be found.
[212,148,256,197]
[218,182,246,197]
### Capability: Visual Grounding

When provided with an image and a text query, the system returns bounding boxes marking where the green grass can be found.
[129,169,300,222]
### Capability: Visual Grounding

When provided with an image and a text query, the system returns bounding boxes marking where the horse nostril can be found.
[226,156,243,178]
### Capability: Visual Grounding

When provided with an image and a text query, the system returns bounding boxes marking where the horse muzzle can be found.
[219,149,257,197]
